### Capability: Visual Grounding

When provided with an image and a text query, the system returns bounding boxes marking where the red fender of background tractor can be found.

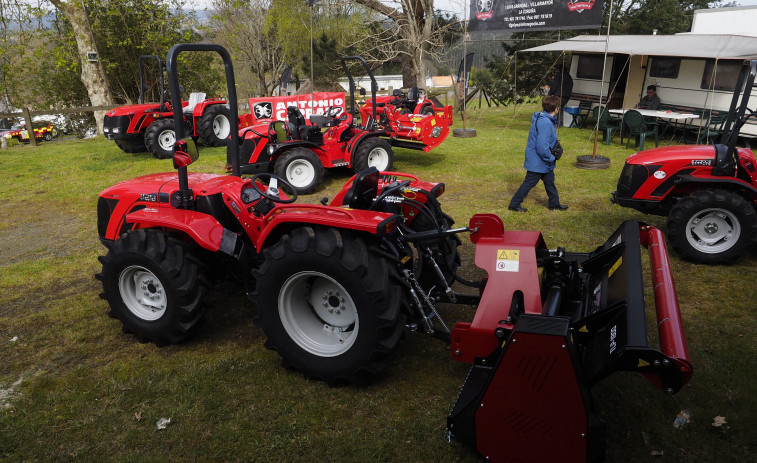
[125,207,230,253]
[329,171,443,208]
[253,204,400,251]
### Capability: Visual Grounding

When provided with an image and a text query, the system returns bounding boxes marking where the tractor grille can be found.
[616,163,658,199]
[103,115,132,138]
[97,197,119,238]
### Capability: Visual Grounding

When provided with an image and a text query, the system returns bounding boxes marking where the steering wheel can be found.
[326,106,342,118]
[251,173,298,204]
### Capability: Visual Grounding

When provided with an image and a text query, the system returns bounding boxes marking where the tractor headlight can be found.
[431,126,442,138]
[112,127,120,134]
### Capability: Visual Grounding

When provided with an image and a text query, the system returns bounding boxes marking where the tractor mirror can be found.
[359,88,366,96]
[173,137,199,169]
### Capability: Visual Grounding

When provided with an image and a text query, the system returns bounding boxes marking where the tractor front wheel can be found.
[114,138,147,153]
[274,147,324,194]
[353,137,394,173]
[668,189,757,264]
[253,227,405,385]
[145,119,176,159]
[198,104,232,147]
[96,229,208,345]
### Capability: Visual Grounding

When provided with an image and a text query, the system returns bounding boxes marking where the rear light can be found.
[430,182,445,197]
[377,216,399,236]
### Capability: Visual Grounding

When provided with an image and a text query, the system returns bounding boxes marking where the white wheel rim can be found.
[278,271,358,357]
[213,114,231,139]
[158,129,175,151]
[285,159,315,188]
[367,147,389,171]
[685,207,741,254]
[118,265,167,321]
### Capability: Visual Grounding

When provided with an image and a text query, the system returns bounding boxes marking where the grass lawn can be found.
[1,104,755,462]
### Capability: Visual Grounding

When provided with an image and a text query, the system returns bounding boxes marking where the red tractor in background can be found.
[103,54,233,159]
[612,59,757,264]
[235,56,395,194]
[97,44,692,462]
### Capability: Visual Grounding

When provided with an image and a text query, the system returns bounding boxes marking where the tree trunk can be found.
[49,0,113,135]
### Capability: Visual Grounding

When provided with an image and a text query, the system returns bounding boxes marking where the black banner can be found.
[457,53,475,98]
[469,0,604,32]
[279,66,292,96]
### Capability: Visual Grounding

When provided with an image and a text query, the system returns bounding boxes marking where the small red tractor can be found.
[96,44,692,462]
[103,54,233,159]
[612,59,757,264]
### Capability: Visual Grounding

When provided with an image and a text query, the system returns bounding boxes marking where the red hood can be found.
[625,144,755,165]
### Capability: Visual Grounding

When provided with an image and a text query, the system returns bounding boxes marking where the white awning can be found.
[521,34,757,59]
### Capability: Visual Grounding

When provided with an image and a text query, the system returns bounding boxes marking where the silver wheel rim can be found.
[367,146,389,171]
[285,158,316,188]
[158,129,175,151]
[685,207,741,254]
[118,265,167,321]
[213,114,231,139]
[278,271,358,357]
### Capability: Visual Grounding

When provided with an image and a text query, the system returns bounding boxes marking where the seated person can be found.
[635,85,660,110]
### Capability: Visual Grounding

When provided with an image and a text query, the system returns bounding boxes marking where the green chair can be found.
[697,114,728,144]
[624,109,658,151]
[574,100,593,128]
[592,106,621,145]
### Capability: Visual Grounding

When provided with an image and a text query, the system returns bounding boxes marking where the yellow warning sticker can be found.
[578,325,589,333]
[638,359,650,368]
[608,256,622,278]
[431,118,436,126]
[496,249,520,272]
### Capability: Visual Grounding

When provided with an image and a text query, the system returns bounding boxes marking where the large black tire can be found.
[144,119,176,159]
[95,229,209,345]
[198,104,232,147]
[352,137,394,173]
[667,189,757,264]
[43,132,53,141]
[420,104,435,116]
[408,205,461,289]
[114,138,147,153]
[252,227,406,385]
[273,147,324,195]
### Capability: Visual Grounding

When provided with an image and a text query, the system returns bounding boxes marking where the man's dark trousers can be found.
[509,170,560,208]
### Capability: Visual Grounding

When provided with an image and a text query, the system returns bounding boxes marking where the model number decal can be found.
[690,159,713,166]
[139,193,158,202]
[609,325,618,355]
[332,161,349,167]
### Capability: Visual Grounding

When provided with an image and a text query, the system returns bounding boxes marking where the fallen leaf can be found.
[712,416,727,428]
[134,411,142,421]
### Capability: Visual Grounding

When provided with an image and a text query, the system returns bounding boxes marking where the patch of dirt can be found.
[0,209,92,266]
[0,375,25,409]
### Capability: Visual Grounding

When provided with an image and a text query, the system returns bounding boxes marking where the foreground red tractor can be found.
[96,44,691,462]
[612,59,757,264]
[103,55,233,159]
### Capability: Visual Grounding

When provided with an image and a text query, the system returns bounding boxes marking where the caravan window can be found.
[576,54,604,80]
[649,58,681,79]
[701,60,741,91]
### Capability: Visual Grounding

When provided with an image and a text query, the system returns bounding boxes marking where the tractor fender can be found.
[674,173,757,199]
[254,204,399,251]
[125,207,239,256]
[270,141,324,159]
[345,131,385,159]
[191,98,227,118]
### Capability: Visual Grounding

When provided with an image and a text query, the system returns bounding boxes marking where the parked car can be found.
[2,121,57,142]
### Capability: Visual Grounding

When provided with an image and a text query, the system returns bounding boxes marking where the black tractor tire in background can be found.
[114,138,147,153]
[198,104,232,147]
[252,227,406,386]
[420,104,435,116]
[144,119,176,159]
[667,189,757,264]
[352,137,394,173]
[273,147,324,195]
[95,229,209,346]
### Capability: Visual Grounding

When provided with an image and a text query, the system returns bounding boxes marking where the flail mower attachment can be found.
[446,215,692,463]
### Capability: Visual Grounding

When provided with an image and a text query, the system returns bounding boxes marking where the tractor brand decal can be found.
[690,159,713,166]
[495,249,520,272]
[139,193,158,202]
[567,0,596,12]
[476,0,493,19]
[609,325,617,355]
[401,190,417,200]
[248,92,346,123]
[608,256,622,278]
[253,102,273,120]
[653,170,667,179]
[332,161,349,167]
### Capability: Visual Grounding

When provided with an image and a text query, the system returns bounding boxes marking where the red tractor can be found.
[103,55,233,159]
[96,44,691,462]
[612,59,757,264]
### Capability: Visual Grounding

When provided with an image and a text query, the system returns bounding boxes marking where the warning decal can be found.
[496,249,520,272]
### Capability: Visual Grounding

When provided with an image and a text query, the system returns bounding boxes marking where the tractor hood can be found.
[625,145,716,165]
[101,172,238,201]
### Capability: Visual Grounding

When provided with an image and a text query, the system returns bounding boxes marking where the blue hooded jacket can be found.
[523,111,558,173]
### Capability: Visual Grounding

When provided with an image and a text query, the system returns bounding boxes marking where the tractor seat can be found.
[341,167,380,209]
[183,92,206,115]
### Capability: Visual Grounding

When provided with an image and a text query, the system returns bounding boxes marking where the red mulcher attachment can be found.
[446,214,692,462]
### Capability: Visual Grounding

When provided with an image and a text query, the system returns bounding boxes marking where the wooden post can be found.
[22,108,37,147]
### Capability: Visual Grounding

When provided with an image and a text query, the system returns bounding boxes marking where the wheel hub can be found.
[158,130,175,150]
[686,208,740,253]
[118,266,167,321]
[703,222,719,235]
[367,147,389,171]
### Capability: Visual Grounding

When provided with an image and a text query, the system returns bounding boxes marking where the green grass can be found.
[1,105,756,461]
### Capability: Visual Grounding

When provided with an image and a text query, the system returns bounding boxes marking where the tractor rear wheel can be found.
[198,104,232,147]
[408,208,461,289]
[253,227,405,385]
[96,229,209,345]
[353,137,394,173]
[145,119,176,159]
[420,104,435,116]
[114,138,147,153]
[668,189,757,264]
[274,147,324,194]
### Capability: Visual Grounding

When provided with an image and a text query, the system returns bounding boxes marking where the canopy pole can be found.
[593,0,615,157]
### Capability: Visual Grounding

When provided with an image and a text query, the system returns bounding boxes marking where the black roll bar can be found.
[340,56,378,129]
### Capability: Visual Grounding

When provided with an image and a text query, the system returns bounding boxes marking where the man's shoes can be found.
[549,204,569,211]
[508,206,528,212]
